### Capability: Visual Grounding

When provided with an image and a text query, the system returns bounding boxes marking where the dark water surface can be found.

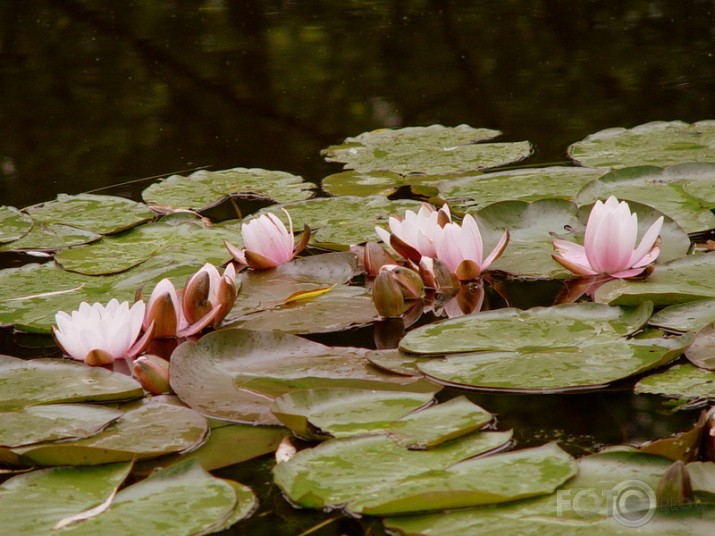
[1,1,715,534]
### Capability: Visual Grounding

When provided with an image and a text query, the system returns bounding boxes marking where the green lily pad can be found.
[322,169,441,197]
[474,198,686,279]
[170,328,438,426]
[575,163,715,233]
[273,440,572,516]
[568,120,715,169]
[0,356,143,410]
[685,324,715,370]
[635,363,715,401]
[398,303,692,392]
[227,285,376,334]
[141,167,313,211]
[25,193,154,235]
[223,251,358,324]
[322,124,532,175]
[11,399,209,466]
[649,299,715,333]
[55,215,238,275]
[0,404,123,447]
[384,451,715,535]
[594,254,715,307]
[0,205,33,243]
[439,166,607,212]
[367,348,424,376]
[0,223,101,252]
[249,195,422,249]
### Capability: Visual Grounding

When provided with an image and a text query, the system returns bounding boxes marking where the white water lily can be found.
[375,203,451,263]
[552,196,663,278]
[53,299,149,366]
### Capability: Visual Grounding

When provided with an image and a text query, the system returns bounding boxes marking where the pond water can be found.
[1,1,715,535]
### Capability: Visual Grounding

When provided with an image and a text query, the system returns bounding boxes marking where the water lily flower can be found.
[225,210,310,269]
[53,299,151,366]
[375,203,451,263]
[552,196,664,279]
[435,214,509,281]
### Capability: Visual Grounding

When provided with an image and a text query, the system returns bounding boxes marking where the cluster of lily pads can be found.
[2,121,715,534]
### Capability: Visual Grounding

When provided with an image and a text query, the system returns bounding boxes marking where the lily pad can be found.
[141,167,313,211]
[594,254,715,307]
[0,404,123,447]
[568,120,715,169]
[273,440,572,516]
[575,163,715,233]
[0,223,101,252]
[398,303,692,392]
[0,355,143,409]
[322,124,532,175]
[685,324,715,370]
[322,169,441,197]
[55,215,238,275]
[439,166,607,212]
[11,400,209,466]
[384,450,715,535]
[0,205,32,243]
[25,193,154,235]
[170,328,438,426]
[635,363,715,401]
[249,195,422,249]
[649,299,715,333]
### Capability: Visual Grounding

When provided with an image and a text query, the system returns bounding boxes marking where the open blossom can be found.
[144,263,237,338]
[435,214,509,281]
[53,299,150,366]
[225,210,310,270]
[375,203,451,263]
[552,196,663,279]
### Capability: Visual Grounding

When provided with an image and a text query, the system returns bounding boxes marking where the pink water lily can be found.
[375,203,451,263]
[435,214,510,281]
[53,299,151,366]
[225,210,310,269]
[552,196,664,279]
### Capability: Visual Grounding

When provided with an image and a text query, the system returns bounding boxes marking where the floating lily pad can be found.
[322,169,442,197]
[0,223,101,252]
[439,166,607,212]
[322,124,532,175]
[0,460,253,535]
[635,363,715,401]
[473,198,686,279]
[649,299,715,333]
[594,254,715,307]
[170,328,438,426]
[575,163,715,233]
[568,120,715,169]
[384,451,715,535]
[227,285,376,334]
[0,356,143,410]
[0,205,33,243]
[25,193,154,235]
[11,400,209,466]
[397,303,692,392]
[249,195,422,249]
[55,215,238,275]
[0,404,123,447]
[685,324,715,370]
[223,252,358,324]
[142,167,313,211]
[273,440,572,516]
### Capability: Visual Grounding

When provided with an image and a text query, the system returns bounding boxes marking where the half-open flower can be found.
[375,203,451,263]
[225,210,310,269]
[143,278,186,338]
[435,214,509,281]
[183,262,238,328]
[552,196,664,279]
[53,299,151,366]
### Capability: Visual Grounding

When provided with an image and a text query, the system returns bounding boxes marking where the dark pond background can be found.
[1,1,715,535]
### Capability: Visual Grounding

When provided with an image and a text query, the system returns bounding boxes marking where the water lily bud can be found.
[364,241,396,277]
[132,355,171,395]
[183,270,212,325]
[372,271,405,318]
[656,460,692,507]
[144,279,182,338]
[214,274,238,327]
[419,257,459,291]
[382,265,425,299]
